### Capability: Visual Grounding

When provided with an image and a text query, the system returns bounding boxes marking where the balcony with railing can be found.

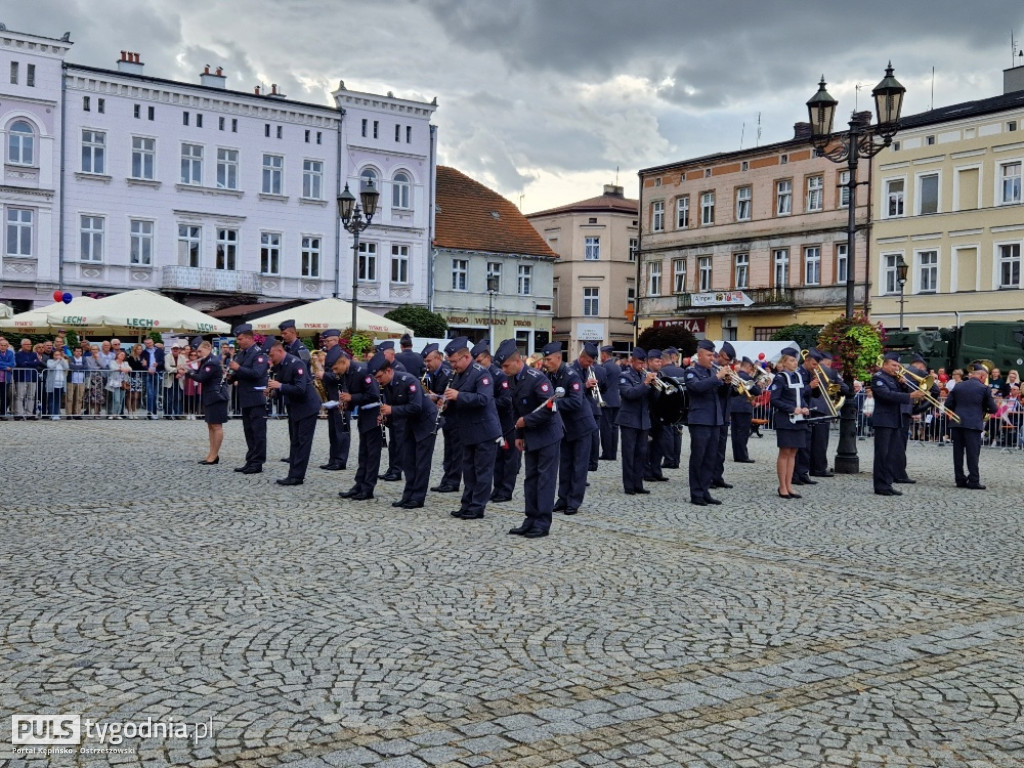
[161,266,262,294]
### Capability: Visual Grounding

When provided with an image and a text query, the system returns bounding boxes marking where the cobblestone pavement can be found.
[1,420,1022,768]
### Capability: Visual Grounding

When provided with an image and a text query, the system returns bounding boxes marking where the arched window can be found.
[360,167,379,191]
[8,120,35,165]
[392,171,411,209]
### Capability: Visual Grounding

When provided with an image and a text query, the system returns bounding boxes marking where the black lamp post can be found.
[896,254,909,331]
[337,179,380,335]
[806,62,906,474]
[486,275,499,344]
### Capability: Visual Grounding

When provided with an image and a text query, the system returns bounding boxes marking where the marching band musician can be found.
[642,349,671,483]
[769,347,813,499]
[496,339,564,538]
[894,355,937,484]
[616,348,654,495]
[377,340,406,483]
[870,351,927,496]
[369,351,437,509]
[660,347,687,469]
[443,337,502,520]
[711,341,737,490]
[543,341,598,516]
[423,343,462,495]
[318,329,349,472]
[336,352,384,501]
[793,349,823,486]
[396,333,425,378]
[808,350,849,477]
[183,337,228,465]
[573,342,606,472]
[266,341,321,486]
[227,324,269,475]
[276,319,309,462]
[685,339,729,506]
[944,362,998,489]
[728,356,762,464]
[473,341,519,504]
[599,345,621,461]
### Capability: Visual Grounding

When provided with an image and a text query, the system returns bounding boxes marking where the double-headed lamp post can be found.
[896,255,909,331]
[806,62,906,474]
[337,179,380,335]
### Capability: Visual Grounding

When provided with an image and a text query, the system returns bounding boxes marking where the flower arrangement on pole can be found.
[817,312,886,382]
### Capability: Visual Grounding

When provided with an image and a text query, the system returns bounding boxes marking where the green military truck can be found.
[884,321,1024,375]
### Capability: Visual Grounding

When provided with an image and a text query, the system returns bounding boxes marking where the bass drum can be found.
[652,376,689,426]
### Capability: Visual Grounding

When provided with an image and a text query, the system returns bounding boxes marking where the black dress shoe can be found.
[894,478,916,484]
[234,465,251,472]
[392,500,411,508]
[490,495,513,503]
[320,463,345,471]
[624,490,637,495]
[690,498,708,506]
[449,509,468,517]
[588,465,599,472]
[564,508,579,515]
[737,459,756,463]
[874,489,902,496]
[459,511,484,519]
[350,492,374,500]
[704,497,723,505]
[965,483,987,490]
[635,488,651,494]
[788,492,802,499]
[508,523,532,535]
[797,476,818,485]
[276,477,303,486]
[524,529,548,538]
[711,482,733,489]
[792,477,807,486]
[432,485,459,493]
[241,466,262,475]
[338,489,359,498]
[401,501,424,509]
[198,457,219,465]
[280,457,290,462]
[380,472,402,482]
[553,502,568,512]
[955,482,968,488]
[810,471,834,477]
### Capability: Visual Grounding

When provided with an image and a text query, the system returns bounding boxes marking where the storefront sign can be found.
[653,318,706,333]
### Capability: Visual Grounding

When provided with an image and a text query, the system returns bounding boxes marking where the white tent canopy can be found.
[711,340,797,364]
[250,298,412,337]
[0,297,102,334]
[0,303,11,320]
[46,289,230,335]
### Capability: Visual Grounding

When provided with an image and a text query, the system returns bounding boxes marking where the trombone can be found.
[801,349,844,418]
[875,354,962,424]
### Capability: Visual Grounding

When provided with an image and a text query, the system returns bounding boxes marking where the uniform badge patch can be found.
[204,366,210,371]
[365,376,372,385]
[409,384,417,392]
[572,382,580,391]
[258,356,264,363]
[482,377,489,385]
[540,383,550,392]
[297,368,304,375]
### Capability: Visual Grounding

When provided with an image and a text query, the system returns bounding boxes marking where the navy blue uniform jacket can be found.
[513,367,564,450]
[447,362,501,444]
[944,377,997,431]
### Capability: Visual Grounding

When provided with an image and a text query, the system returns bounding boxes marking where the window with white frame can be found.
[517,264,533,295]
[216,148,238,190]
[836,243,848,285]
[652,200,665,232]
[260,232,281,275]
[6,208,32,257]
[178,225,201,268]
[776,179,792,215]
[918,173,939,215]
[734,252,749,289]
[883,253,902,294]
[392,171,411,209]
[806,175,823,211]
[648,261,662,296]
[839,170,850,208]
[736,186,751,221]
[804,246,821,285]
[180,143,203,185]
[391,245,409,283]
[584,236,600,260]
[8,121,35,165]
[301,236,320,277]
[698,256,712,291]
[361,167,378,189]
[215,228,237,270]
[129,219,154,265]
[676,196,690,229]
[918,250,938,292]
[131,136,155,180]
[451,258,468,291]
[885,178,905,217]
[81,130,106,174]
[673,258,687,293]
[358,241,378,282]
[80,216,104,261]
[262,154,283,194]
[1000,161,1022,204]
[773,248,789,287]
[302,160,323,199]
[583,287,600,317]
[998,243,1021,288]
[701,191,715,225]
[628,237,638,261]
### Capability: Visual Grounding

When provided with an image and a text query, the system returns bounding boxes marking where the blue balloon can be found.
[62,292,73,304]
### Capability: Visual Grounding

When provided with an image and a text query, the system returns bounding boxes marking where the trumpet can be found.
[649,372,679,394]
[587,366,607,407]
[802,349,844,418]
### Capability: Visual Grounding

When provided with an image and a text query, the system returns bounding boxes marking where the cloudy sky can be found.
[8,0,1024,212]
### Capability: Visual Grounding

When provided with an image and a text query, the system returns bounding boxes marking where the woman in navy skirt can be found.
[183,339,228,465]
[769,347,811,498]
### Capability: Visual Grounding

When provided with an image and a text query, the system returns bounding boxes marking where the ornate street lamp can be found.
[337,179,380,334]
[486,275,499,345]
[896,254,909,331]
[806,62,906,474]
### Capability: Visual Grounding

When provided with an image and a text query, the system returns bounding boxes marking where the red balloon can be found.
[758,352,766,360]
[53,290,63,302]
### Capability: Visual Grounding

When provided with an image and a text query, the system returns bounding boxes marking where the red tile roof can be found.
[434,167,557,259]
[527,191,639,219]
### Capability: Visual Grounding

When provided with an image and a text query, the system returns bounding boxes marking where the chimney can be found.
[1004,62,1024,94]
[199,64,227,89]
[254,85,261,95]
[851,110,872,129]
[267,83,286,99]
[116,50,144,75]
[793,122,812,141]
[603,184,624,197]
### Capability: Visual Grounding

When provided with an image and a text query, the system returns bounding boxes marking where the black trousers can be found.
[287,413,318,480]
[557,433,593,510]
[810,420,830,474]
[644,423,668,479]
[712,422,728,484]
[386,419,405,476]
[688,424,718,500]
[730,412,752,461]
[894,414,911,480]
[522,441,559,533]
[619,426,648,493]
[440,424,462,488]
[600,407,619,459]
[401,430,436,504]
[241,405,267,467]
[493,440,522,497]
[353,427,382,495]
[326,409,350,466]
[461,439,498,514]
[873,425,900,492]
[951,427,982,486]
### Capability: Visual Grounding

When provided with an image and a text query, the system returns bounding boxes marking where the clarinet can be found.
[339,377,350,429]
[433,369,455,434]
[378,390,388,447]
